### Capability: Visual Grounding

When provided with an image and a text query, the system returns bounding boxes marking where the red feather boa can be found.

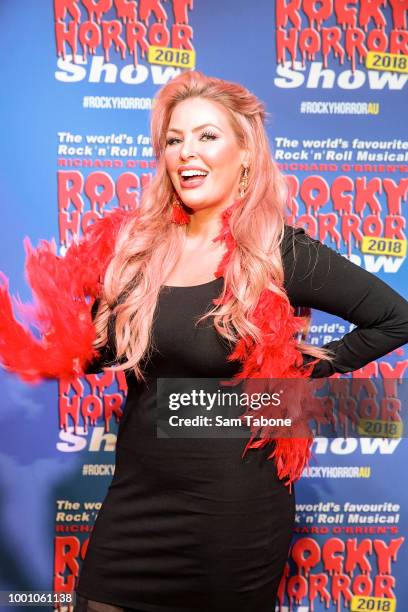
[0,208,132,382]
[0,202,320,486]
[212,201,321,488]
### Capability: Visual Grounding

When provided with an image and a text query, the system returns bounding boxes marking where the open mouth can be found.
[179,170,209,188]
[180,170,208,180]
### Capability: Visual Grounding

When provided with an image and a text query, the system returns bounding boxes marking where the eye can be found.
[166,136,181,146]
[165,130,218,146]
[200,130,217,141]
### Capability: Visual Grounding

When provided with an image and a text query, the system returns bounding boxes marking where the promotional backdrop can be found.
[0,1,407,610]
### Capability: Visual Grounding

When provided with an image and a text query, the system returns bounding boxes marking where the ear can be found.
[241,149,250,168]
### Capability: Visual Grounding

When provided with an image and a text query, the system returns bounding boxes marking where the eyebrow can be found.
[166,123,223,134]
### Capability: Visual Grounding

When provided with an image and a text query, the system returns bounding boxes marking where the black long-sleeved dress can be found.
[75,226,408,612]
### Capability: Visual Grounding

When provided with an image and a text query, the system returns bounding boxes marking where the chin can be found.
[180,193,222,211]
[179,195,207,211]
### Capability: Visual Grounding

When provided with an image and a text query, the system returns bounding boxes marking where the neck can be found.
[184,199,239,245]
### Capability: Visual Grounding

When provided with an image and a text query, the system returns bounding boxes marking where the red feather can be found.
[214,201,322,487]
[0,208,133,383]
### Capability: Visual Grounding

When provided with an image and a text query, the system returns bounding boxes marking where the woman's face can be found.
[164,97,247,213]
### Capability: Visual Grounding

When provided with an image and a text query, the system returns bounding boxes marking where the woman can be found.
[1,71,408,612]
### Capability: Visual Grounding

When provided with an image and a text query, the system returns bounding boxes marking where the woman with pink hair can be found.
[1,71,408,611]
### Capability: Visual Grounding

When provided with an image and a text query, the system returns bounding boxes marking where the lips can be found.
[179,175,208,189]
[178,166,209,190]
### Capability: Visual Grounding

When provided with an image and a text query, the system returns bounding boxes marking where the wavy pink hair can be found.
[93,71,333,381]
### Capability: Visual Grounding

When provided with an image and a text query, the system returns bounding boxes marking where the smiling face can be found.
[164,97,248,213]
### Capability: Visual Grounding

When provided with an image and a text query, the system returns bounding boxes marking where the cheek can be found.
[164,148,179,174]
[205,142,242,173]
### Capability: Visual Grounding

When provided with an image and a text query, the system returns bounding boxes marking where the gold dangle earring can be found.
[239,164,249,198]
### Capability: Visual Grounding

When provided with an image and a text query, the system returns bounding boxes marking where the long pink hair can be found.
[93,71,333,381]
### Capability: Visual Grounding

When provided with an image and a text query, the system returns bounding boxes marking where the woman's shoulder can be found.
[280,224,334,277]
[281,224,310,257]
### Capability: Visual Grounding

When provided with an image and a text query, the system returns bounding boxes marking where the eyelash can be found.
[166,130,218,146]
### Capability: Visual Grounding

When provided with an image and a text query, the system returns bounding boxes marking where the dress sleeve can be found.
[84,299,117,374]
[281,226,408,378]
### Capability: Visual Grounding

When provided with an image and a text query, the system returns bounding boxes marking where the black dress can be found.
[75,227,408,612]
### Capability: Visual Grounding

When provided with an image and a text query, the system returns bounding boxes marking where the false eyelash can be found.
[200,130,217,140]
[166,137,181,145]
[165,130,218,146]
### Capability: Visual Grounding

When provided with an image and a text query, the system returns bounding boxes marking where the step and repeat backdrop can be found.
[0,1,407,611]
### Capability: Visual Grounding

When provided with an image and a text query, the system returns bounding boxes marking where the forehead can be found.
[167,97,233,132]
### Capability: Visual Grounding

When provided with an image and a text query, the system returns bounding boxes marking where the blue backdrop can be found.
[0,1,407,610]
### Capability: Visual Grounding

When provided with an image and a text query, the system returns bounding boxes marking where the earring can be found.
[239,165,249,198]
[171,196,190,225]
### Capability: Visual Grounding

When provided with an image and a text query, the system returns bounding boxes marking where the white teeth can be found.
[181,169,208,178]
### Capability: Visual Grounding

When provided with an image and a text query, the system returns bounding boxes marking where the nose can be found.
[179,136,197,160]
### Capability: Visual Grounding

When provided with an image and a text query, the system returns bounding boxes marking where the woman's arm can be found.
[0,207,131,383]
[84,299,116,374]
[281,226,408,378]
